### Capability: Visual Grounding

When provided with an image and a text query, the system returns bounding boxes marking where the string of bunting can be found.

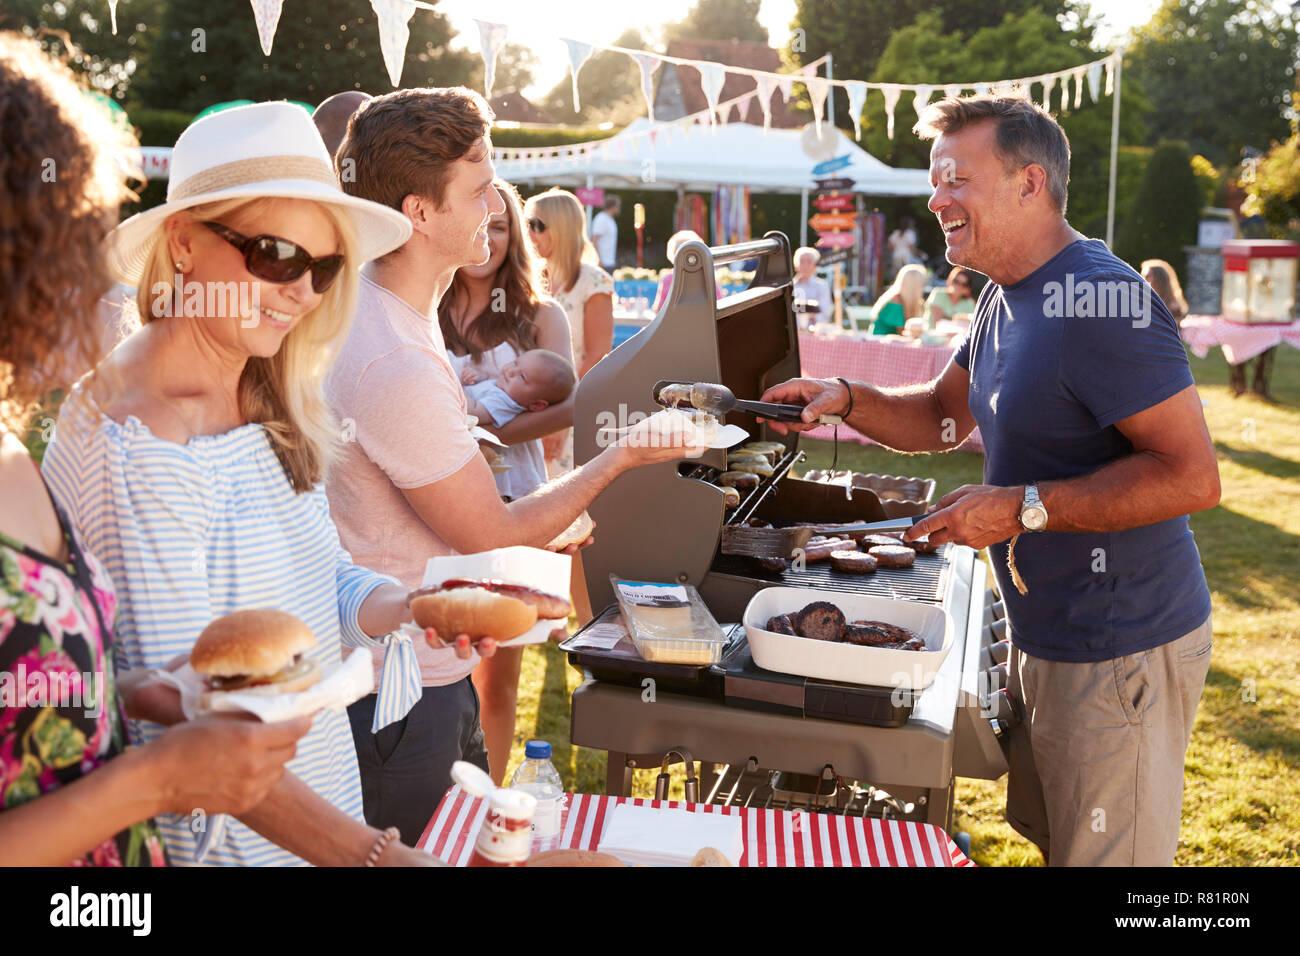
[106,2,1120,141]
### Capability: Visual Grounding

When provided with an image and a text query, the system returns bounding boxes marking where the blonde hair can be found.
[873,264,928,320]
[1140,259,1188,319]
[525,188,597,294]
[666,230,704,263]
[128,196,360,492]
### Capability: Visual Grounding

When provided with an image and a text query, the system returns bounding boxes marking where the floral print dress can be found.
[0,494,165,866]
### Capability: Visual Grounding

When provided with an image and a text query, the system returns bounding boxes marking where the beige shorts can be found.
[1005,616,1212,866]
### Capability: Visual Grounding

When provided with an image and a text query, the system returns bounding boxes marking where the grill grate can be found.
[711,545,952,604]
[702,759,924,821]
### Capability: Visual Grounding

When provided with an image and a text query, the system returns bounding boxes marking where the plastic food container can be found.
[742,587,953,690]
[610,576,728,665]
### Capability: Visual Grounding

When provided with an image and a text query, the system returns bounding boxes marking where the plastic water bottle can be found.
[510,740,564,841]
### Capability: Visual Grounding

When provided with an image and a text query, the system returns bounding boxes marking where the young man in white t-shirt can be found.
[327,90,700,844]
[591,195,620,272]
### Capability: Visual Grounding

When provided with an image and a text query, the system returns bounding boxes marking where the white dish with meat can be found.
[742,587,954,690]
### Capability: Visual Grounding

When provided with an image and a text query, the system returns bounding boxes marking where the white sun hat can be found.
[106,100,411,285]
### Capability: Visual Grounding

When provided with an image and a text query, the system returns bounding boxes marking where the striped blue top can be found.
[42,383,394,866]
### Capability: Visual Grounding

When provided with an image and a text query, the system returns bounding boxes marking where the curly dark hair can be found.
[0,31,136,432]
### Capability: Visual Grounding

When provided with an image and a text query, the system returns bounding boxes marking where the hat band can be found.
[170,155,338,201]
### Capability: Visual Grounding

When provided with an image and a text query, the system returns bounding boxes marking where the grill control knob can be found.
[990,618,1008,641]
[984,688,1020,729]
[988,639,1011,665]
[985,662,1009,693]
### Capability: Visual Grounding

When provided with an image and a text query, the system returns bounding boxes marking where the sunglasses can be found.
[201,221,345,294]
[527,217,547,234]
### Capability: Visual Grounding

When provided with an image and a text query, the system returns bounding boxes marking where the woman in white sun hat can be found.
[42,101,452,866]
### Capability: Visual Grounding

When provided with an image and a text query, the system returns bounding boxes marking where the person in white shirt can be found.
[792,246,834,326]
[591,195,620,272]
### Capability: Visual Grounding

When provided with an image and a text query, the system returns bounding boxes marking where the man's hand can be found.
[904,484,1024,550]
[756,377,850,434]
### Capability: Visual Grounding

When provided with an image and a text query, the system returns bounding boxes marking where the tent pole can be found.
[800,189,809,249]
[586,173,595,234]
[826,53,834,128]
[1105,51,1123,249]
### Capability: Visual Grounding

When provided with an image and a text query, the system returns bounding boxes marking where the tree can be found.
[1241,135,1300,242]
[664,0,769,45]
[847,9,1148,242]
[468,43,538,96]
[538,28,649,125]
[132,0,475,113]
[784,0,1071,112]
[1114,142,1203,280]
[1125,0,1298,164]
[3,0,165,99]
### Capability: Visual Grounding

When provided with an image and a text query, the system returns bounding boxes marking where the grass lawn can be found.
[506,345,1300,867]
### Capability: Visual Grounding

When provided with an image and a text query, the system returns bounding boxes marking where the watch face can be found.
[1023,506,1047,531]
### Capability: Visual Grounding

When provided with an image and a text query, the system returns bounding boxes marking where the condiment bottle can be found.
[451,760,538,867]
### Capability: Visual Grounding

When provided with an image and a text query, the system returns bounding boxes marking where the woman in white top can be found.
[440,180,574,782]
[524,188,614,476]
[41,103,443,866]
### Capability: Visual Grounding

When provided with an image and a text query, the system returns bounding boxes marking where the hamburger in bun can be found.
[192,609,321,708]
[409,578,573,644]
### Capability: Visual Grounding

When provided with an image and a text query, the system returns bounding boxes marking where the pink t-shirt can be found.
[326,275,482,686]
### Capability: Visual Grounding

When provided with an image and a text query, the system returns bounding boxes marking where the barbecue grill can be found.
[565,234,1012,831]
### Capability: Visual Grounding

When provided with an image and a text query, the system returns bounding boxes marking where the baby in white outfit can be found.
[460,348,576,428]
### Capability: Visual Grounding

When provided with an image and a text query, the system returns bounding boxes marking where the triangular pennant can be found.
[474,20,509,98]
[844,80,868,140]
[944,84,963,100]
[755,73,777,131]
[776,74,795,103]
[879,84,902,140]
[993,81,1014,98]
[249,0,283,56]
[108,0,119,34]
[697,62,726,126]
[633,53,662,122]
[1086,61,1103,103]
[1040,74,1055,111]
[1105,55,1116,96]
[1072,66,1086,108]
[806,76,830,135]
[370,0,416,88]
[974,83,991,95]
[562,39,593,112]
[911,84,934,121]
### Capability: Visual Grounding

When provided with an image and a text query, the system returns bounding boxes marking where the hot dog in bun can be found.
[409,579,574,643]
[192,609,322,708]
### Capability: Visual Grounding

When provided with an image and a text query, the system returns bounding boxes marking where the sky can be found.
[436,0,1166,100]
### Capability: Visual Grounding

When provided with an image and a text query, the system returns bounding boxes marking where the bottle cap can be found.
[524,739,551,760]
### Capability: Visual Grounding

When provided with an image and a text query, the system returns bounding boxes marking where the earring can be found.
[174,261,185,272]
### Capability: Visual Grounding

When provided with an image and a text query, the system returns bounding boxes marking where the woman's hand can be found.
[118,654,188,726]
[148,714,312,817]
[375,840,448,866]
[422,626,497,660]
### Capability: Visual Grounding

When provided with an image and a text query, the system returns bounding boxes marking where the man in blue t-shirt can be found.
[762,96,1219,866]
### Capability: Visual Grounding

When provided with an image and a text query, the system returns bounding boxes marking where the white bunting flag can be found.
[1087,61,1103,103]
[879,84,902,139]
[633,53,662,121]
[974,83,991,95]
[1105,55,1116,96]
[108,0,119,34]
[697,62,726,126]
[806,76,830,134]
[755,73,777,131]
[562,39,593,112]
[911,84,934,121]
[776,74,795,103]
[944,84,963,100]
[249,0,283,56]
[475,20,509,97]
[844,80,868,140]
[370,0,416,88]
[1072,66,1086,108]
[1040,74,1055,111]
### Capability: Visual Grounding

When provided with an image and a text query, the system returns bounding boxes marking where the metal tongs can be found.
[721,516,926,559]
[652,380,842,425]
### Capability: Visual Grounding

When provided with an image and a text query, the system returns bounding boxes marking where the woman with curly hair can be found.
[439,180,573,782]
[0,31,312,866]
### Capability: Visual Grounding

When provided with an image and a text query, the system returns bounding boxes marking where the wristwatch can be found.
[1019,483,1048,531]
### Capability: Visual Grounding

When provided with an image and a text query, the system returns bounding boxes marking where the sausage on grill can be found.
[843,620,918,646]
[765,613,798,635]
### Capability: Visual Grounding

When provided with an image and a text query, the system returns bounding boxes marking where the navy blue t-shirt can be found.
[953,238,1211,663]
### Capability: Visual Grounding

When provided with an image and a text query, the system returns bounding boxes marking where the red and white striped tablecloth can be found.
[1180,315,1300,365]
[796,332,983,453]
[418,787,975,867]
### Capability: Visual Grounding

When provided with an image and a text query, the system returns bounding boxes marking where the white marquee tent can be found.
[495,119,933,198]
